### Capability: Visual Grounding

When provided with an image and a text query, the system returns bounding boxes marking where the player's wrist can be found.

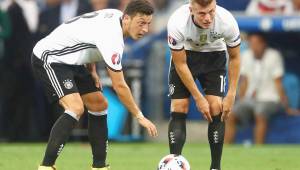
[193,94,205,101]
[135,111,145,120]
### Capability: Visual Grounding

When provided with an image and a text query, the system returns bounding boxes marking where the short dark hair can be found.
[124,0,154,17]
[191,0,214,7]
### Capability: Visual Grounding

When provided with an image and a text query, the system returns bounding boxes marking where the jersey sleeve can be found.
[167,14,184,50]
[223,12,241,48]
[95,26,123,71]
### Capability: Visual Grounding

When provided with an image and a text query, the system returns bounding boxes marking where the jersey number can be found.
[64,12,99,24]
[220,75,226,93]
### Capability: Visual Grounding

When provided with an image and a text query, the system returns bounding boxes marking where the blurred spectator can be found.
[117,0,131,11]
[246,0,293,15]
[150,0,183,33]
[0,8,10,59]
[225,33,300,144]
[1,0,39,140]
[90,0,109,10]
[0,8,11,140]
[37,0,92,41]
[37,0,61,12]
[290,0,300,14]
[143,0,184,119]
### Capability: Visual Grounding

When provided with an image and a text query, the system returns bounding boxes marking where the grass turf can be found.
[0,142,299,170]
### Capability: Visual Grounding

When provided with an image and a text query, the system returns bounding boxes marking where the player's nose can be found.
[142,25,149,33]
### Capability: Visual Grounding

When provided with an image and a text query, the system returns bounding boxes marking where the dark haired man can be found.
[32,1,157,170]
[167,0,241,169]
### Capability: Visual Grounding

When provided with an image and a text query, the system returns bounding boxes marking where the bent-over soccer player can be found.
[31,1,157,170]
[167,0,241,170]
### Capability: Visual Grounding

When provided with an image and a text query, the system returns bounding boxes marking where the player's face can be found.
[125,13,152,40]
[189,1,216,29]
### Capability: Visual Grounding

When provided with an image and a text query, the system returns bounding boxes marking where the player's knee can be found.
[63,101,85,116]
[171,101,189,113]
[59,94,85,116]
[88,97,108,112]
[209,100,222,115]
[70,104,85,116]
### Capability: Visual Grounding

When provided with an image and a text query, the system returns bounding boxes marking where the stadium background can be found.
[0,0,300,169]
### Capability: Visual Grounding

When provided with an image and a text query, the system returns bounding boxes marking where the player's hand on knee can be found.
[137,117,158,137]
[195,97,212,122]
[221,94,235,121]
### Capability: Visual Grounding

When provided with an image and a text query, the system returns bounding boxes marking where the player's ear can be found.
[122,14,131,23]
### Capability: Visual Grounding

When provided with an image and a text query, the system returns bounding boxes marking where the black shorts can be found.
[31,54,101,103]
[168,50,227,99]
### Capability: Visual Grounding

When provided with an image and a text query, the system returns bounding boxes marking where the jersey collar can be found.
[191,15,204,29]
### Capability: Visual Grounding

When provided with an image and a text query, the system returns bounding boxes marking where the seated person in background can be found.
[225,32,300,144]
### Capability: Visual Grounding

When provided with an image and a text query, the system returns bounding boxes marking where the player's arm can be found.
[171,49,211,122]
[106,68,158,137]
[222,45,241,121]
[227,45,241,97]
[171,50,203,100]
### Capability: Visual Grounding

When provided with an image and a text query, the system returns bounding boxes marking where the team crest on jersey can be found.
[63,79,73,89]
[199,34,207,43]
[111,53,121,65]
[168,84,175,96]
[210,31,222,41]
[168,36,177,46]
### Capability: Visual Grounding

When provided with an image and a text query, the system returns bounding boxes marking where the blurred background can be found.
[0,0,299,146]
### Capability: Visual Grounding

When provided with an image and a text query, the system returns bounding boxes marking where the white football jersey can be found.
[33,9,124,71]
[167,4,241,52]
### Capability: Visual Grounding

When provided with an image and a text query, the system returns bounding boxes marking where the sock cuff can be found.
[211,114,222,122]
[88,110,107,116]
[171,112,187,119]
[65,110,80,121]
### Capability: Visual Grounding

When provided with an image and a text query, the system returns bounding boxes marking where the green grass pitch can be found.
[1,142,300,170]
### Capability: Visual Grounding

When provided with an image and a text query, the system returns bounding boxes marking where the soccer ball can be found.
[157,154,190,170]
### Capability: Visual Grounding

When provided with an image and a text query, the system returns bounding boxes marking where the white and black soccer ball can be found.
[157,154,190,170]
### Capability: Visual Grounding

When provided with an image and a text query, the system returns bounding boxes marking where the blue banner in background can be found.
[235,15,300,32]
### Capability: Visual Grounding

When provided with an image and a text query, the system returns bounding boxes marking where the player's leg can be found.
[32,55,84,169]
[169,98,189,155]
[76,66,109,169]
[205,95,224,170]
[40,93,84,167]
[199,51,227,170]
[200,77,224,169]
[82,92,109,169]
[168,65,191,155]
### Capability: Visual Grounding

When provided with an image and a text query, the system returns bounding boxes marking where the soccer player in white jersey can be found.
[167,0,240,170]
[31,1,157,170]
